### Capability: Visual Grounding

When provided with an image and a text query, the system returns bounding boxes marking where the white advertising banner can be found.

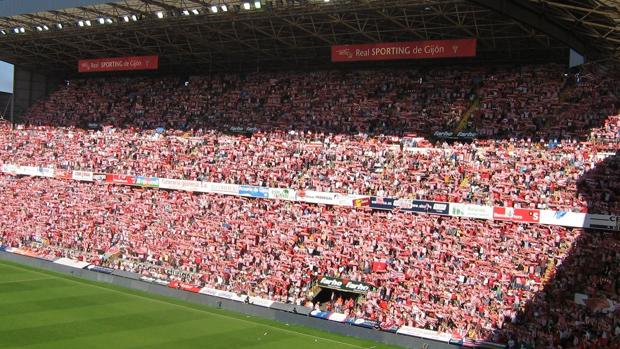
[159,178,209,192]
[140,276,169,286]
[396,326,452,342]
[53,257,90,269]
[207,182,240,195]
[539,210,586,228]
[15,166,55,177]
[72,170,94,182]
[1,163,17,174]
[199,287,248,302]
[327,312,348,323]
[268,188,297,201]
[296,190,342,205]
[248,296,275,308]
[449,203,493,220]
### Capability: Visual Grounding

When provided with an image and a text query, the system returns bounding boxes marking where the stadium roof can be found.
[0,0,618,74]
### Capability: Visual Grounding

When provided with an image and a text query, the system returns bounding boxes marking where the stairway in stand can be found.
[455,93,481,133]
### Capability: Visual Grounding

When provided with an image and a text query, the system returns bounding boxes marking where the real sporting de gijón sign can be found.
[331,38,476,62]
[78,55,159,73]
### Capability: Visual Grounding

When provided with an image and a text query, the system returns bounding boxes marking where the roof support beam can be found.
[241,21,298,49]
[76,6,116,19]
[278,16,334,45]
[328,13,379,42]
[186,0,209,6]
[471,0,589,55]
[107,2,150,16]
[140,0,183,12]
[542,1,614,17]
[371,8,427,40]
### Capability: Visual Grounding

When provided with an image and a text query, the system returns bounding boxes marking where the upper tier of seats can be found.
[1,64,618,213]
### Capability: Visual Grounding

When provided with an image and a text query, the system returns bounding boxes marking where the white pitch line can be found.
[0,262,375,349]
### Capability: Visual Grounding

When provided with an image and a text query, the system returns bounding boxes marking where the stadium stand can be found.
[0,177,590,345]
[1,1,620,348]
[0,62,619,348]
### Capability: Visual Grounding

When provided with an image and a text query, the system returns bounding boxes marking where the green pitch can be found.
[0,260,402,349]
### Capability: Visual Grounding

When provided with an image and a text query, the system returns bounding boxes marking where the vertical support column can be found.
[10,94,14,128]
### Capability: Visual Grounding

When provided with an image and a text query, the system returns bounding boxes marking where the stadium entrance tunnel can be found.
[311,287,362,313]
[311,275,374,314]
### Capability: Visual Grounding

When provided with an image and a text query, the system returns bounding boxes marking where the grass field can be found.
[0,260,402,349]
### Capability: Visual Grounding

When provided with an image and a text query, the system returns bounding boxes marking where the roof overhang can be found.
[0,0,616,75]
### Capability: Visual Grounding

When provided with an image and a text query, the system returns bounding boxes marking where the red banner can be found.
[331,39,476,62]
[493,207,540,223]
[54,169,72,180]
[78,55,159,73]
[105,174,136,185]
[372,261,388,273]
[168,281,201,293]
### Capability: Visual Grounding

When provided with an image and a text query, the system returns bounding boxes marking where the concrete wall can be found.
[12,66,62,121]
[0,251,456,349]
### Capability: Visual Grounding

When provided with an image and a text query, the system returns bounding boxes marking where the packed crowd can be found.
[0,65,618,213]
[1,176,618,348]
[472,65,618,140]
[23,69,476,134]
[502,229,620,349]
[0,63,619,348]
